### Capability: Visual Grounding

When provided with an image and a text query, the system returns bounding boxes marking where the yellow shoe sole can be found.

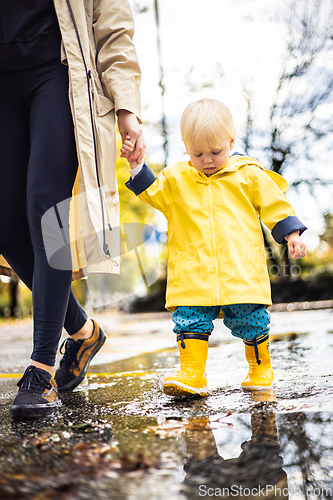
[241,381,273,391]
[163,381,208,398]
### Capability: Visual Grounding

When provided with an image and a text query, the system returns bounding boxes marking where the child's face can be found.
[186,137,235,175]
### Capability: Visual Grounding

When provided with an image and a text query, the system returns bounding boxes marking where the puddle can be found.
[1,326,333,499]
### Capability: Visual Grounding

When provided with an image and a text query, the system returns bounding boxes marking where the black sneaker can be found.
[10,365,61,422]
[55,320,106,392]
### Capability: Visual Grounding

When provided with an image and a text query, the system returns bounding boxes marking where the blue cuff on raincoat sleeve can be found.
[125,162,157,196]
[271,216,307,244]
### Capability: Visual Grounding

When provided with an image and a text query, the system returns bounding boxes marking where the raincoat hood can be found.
[188,154,289,193]
[224,155,289,193]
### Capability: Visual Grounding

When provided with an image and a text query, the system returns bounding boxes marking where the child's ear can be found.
[230,137,235,149]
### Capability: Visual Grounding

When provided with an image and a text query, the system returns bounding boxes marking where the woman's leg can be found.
[0,62,87,369]
[25,60,106,392]
[26,59,90,367]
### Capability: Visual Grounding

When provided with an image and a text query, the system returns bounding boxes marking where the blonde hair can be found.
[180,99,235,151]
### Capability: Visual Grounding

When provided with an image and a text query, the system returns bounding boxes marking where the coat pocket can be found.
[94,93,114,116]
[90,72,114,116]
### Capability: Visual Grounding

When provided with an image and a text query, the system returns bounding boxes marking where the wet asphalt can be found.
[0,309,333,500]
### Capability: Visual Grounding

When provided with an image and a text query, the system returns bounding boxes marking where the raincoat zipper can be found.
[208,177,220,303]
[65,0,111,259]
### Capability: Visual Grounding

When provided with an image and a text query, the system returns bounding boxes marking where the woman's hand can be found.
[117,109,146,163]
[285,231,306,259]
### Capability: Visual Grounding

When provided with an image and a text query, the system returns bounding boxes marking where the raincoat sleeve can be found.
[93,0,142,121]
[252,167,307,244]
[125,163,173,216]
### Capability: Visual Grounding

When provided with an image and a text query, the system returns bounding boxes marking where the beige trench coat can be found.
[0,0,141,278]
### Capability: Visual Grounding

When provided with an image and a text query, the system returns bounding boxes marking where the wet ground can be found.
[1,309,333,499]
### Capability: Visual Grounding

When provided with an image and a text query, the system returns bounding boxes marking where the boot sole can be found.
[241,382,273,391]
[57,328,107,392]
[163,381,208,398]
[10,400,62,422]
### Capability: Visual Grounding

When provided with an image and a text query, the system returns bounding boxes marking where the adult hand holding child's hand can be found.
[118,110,146,163]
[120,136,142,170]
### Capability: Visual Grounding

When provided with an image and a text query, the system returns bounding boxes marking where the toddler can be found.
[121,98,307,397]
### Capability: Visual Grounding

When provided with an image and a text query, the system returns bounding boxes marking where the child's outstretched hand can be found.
[285,231,306,259]
[120,135,142,170]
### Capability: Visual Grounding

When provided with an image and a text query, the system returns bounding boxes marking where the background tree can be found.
[319,213,333,248]
[0,264,20,318]
[243,0,333,279]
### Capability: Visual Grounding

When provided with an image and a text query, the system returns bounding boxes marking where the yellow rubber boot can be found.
[163,337,209,397]
[241,335,273,390]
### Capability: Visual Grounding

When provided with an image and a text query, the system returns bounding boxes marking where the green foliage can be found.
[0,278,32,318]
[298,243,333,281]
[18,281,33,315]
[0,279,10,314]
[71,279,88,306]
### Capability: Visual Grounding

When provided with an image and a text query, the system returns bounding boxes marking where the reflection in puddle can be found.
[1,377,333,499]
[181,412,288,499]
[1,326,333,499]
[1,412,332,497]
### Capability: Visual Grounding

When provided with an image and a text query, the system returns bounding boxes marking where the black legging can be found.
[0,58,87,366]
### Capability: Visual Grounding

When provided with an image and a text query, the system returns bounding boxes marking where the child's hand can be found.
[120,135,134,159]
[285,231,306,259]
[120,136,142,169]
[118,110,145,163]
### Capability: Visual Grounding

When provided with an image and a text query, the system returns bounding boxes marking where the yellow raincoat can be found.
[132,155,304,310]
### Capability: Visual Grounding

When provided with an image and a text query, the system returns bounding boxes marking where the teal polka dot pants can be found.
[172,304,270,342]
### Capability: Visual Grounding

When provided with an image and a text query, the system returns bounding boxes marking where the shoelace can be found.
[17,366,52,393]
[59,337,82,370]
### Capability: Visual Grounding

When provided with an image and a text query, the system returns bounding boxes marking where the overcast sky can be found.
[128,0,332,245]
[129,0,286,161]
